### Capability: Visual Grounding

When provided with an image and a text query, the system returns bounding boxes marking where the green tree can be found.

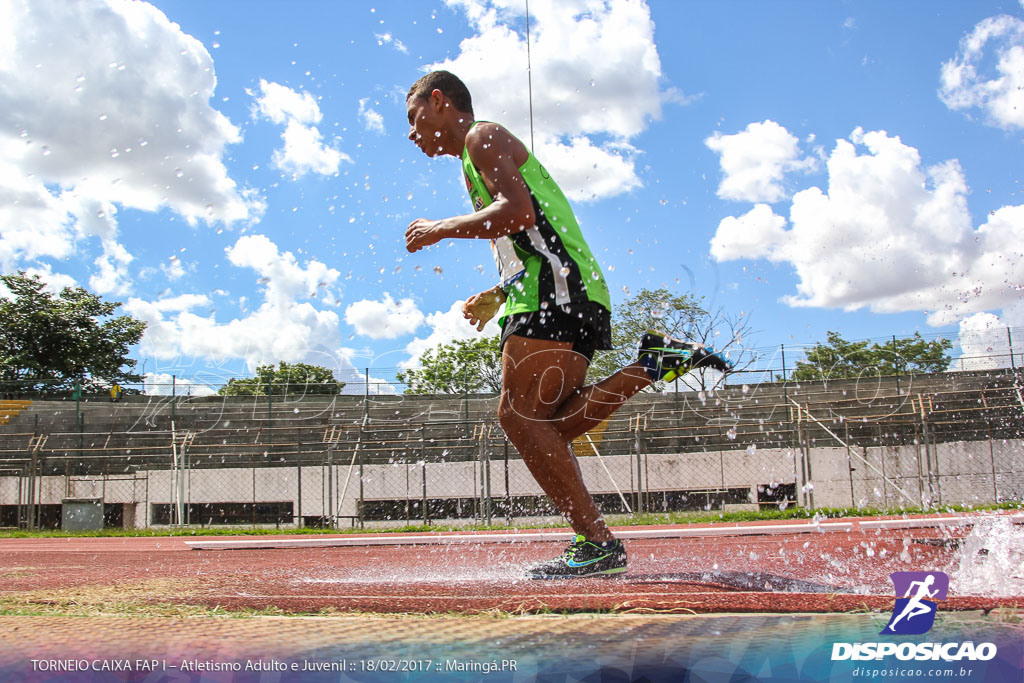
[218,361,345,396]
[790,331,953,381]
[0,272,146,394]
[397,336,502,394]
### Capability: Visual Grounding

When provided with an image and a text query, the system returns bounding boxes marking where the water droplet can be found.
[726,427,738,440]
[559,266,570,277]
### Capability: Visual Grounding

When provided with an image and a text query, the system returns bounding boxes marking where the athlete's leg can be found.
[498,335,614,542]
[549,362,653,443]
[551,332,733,442]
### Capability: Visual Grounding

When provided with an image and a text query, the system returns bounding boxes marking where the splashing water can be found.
[950,517,1024,597]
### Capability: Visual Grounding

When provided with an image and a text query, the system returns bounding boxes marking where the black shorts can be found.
[499,301,613,363]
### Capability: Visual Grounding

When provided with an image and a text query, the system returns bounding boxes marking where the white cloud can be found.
[253,80,322,125]
[0,161,73,270]
[345,293,426,340]
[0,0,263,286]
[955,313,1009,371]
[402,299,501,368]
[431,0,683,201]
[709,203,789,261]
[710,126,1024,326]
[374,32,408,54]
[160,255,187,281]
[225,234,341,308]
[939,14,1024,131]
[143,372,218,397]
[705,120,816,203]
[252,79,349,177]
[358,98,386,135]
[534,136,641,203]
[127,235,343,371]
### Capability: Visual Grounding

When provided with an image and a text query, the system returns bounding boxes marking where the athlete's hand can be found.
[463,288,505,331]
[405,218,446,253]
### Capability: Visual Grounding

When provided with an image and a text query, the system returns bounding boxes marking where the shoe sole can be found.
[526,566,628,580]
[646,347,731,380]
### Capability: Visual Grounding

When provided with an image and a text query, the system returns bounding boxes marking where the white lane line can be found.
[185,521,887,551]
[186,513,1023,551]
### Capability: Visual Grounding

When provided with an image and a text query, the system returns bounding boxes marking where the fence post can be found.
[846,422,855,508]
[919,397,935,509]
[893,335,901,395]
[479,426,492,526]
[364,368,370,421]
[504,436,511,525]
[251,466,257,527]
[878,424,888,509]
[803,413,815,510]
[986,416,999,503]
[1009,327,1017,371]
[358,448,364,530]
[327,444,334,528]
[266,377,273,446]
[297,443,303,528]
[421,459,428,526]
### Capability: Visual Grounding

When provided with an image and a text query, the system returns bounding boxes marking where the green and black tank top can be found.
[461,122,611,325]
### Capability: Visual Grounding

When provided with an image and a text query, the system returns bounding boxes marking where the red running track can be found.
[2,513,1022,615]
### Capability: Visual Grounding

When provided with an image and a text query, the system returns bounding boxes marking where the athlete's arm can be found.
[405,123,534,253]
[463,285,506,331]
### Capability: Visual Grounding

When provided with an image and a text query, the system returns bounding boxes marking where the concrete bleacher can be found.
[0,369,1020,477]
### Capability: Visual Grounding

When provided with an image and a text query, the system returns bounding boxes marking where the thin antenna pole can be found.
[525,0,535,151]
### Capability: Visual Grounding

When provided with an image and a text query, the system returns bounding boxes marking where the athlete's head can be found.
[406,70,474,157]
[407,70,473,115]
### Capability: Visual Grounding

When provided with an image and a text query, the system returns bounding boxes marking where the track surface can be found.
[3,514,1022,616]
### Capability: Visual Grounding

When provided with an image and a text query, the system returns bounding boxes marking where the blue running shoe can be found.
[526,535,627,579]
[638,331,733,382]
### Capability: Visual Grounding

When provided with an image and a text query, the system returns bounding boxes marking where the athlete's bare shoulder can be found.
[465,122,529,167]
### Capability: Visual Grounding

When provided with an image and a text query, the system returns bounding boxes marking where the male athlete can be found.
[404,70,730,578]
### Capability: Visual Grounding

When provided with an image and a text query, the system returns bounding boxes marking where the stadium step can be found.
[0,400,32,426]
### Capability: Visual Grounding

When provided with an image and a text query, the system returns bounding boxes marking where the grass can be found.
[1,501,1019,539]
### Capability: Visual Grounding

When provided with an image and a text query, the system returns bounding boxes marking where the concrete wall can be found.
[3,438,1021,527]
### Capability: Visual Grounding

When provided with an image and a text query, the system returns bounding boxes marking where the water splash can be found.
[299,561,526,586]
[950,517,1024,597]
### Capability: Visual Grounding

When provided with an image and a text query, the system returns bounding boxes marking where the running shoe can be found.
[526,535,627,579]
[638,331,733,382]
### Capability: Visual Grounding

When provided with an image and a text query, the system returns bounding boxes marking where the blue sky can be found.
[2,0,1022,394]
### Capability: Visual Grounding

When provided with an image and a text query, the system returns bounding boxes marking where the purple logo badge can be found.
[881,571,949,635]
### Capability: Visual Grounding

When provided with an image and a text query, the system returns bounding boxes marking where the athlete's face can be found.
[406,94,444,157]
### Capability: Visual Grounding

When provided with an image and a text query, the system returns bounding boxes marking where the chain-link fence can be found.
[4,327,1021,400]
[2,358,1022,530]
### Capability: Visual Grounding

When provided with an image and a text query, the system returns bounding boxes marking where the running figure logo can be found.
[881,571,949,635]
